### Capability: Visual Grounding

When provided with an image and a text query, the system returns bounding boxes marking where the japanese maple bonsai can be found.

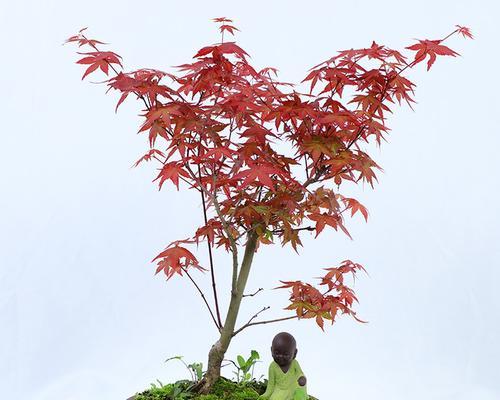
[65,17,472,395]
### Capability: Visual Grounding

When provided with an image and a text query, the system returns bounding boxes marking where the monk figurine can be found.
[259,332,308,400]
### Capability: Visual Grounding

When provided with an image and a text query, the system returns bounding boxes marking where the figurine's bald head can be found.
[271,332,297,367]
[272,332,296,349]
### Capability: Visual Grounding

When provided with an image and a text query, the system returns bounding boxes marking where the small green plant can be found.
[149,379,166,390]
[165,355,205,384]
[136,380,193,400]
[225,350,261,383]
[170,380,193,400]
[188,362,204,382]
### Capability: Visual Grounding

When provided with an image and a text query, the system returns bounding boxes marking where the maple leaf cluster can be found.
[152,244,207,280]
[276,260,366,330]
[65,19,471,330]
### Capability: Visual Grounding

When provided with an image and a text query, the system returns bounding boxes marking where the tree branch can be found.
[198,163,223,329]
[81,33,152,111]
[181,162,240,295]
[242,287,264,298]
[232,312,299,337]
[211,174,240,295]
[181,267,221,332]
[234,221,263,242]
[271,226,315,234]
[231,306,270,337]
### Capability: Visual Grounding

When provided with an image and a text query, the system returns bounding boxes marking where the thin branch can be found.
[234,221,263,242]
[302,165,329,187]
[198,163,223,329]
[242,288,264,298]
[440,28,460,43]
[231,306,270,337]
[81,33,151,111]
[181,267,221,332]
[271,226,315,234]
[180,162,240,295]
[232,312,300,337]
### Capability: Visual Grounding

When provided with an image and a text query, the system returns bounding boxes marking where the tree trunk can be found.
[197,231,258,394]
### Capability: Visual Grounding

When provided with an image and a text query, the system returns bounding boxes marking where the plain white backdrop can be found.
[1,0,499,399]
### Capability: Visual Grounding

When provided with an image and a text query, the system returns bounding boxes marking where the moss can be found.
[210,377,260,399]
[131,377,318,400]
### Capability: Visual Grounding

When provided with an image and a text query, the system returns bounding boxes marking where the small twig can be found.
[232,312,299,337]
[243,288,264,298]
[234,222,263,242]
[80,33,151,111]
[181,267,221,332]
[198,162,223,329]
[232,306,270,337]
[271,226,315,234]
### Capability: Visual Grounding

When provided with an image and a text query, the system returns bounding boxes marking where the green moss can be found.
[210,377,260,399]
[131,377,318,400]
[195,396,218,400]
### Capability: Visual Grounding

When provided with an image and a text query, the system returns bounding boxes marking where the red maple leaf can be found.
[405,39,459,71]
[76,51,123,79]
[341,197,369,221]
[307,212,352,239]
[152,245,206,280]
[132,149,165,168]
[219,24,240,36]
[455,25,474,39]
[212,17,233,23]
[234,162,288,192]
[153,161,191,190]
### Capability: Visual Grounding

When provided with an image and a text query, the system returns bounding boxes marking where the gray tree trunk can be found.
[198,231,258,393]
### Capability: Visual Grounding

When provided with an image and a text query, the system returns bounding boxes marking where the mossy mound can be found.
[131,377,318,400]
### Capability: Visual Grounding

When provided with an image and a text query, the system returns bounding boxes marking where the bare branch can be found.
[232,310,300,338]
[231,306,271,337]
[242,288,264,298]
[271,226,315,234]
[181,267,221,332]
[198,163,223,329]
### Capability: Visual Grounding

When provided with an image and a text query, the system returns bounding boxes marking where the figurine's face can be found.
[271,339,297,367]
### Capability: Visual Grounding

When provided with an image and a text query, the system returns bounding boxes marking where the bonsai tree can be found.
[65,18,472,394]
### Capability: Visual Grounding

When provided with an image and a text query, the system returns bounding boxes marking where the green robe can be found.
[259,359,308,400]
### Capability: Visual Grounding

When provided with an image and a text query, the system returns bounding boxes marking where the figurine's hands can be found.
[298,375,307,386]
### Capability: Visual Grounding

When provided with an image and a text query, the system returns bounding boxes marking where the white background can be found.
[1,1,499,399]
